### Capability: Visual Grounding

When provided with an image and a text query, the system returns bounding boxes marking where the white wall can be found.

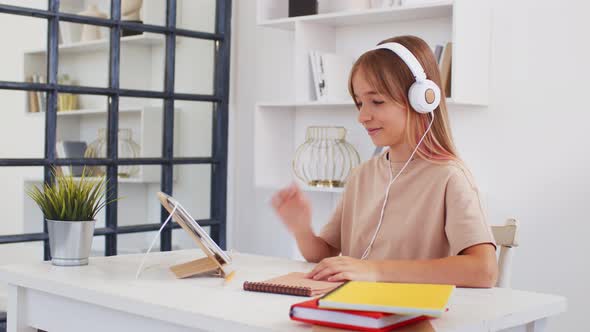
[229,0,590,330]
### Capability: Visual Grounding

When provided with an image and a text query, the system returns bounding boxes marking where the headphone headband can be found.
[371,43,427,81]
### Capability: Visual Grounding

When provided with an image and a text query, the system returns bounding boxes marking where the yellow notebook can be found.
[318,281,455,318]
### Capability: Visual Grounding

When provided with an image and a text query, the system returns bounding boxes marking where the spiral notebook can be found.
[243,272,343,297]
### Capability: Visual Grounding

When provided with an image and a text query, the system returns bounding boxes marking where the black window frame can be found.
[0,0,231,259]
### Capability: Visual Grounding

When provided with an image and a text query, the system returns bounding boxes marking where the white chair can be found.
[491,218,519,288]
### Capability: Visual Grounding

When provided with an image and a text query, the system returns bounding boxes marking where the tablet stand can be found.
[158,192,230,279]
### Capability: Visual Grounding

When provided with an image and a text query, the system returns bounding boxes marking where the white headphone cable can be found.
[135,202,179,279]
[361,111,435,260]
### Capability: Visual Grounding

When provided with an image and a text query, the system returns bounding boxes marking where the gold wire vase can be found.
[292,126,360,188]
[84,128,141,178]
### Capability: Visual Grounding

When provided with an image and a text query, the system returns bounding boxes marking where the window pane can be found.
[174,101,213,158]
[174,36,215,95]
[128,1,216,31]
[59,20,110,46]
[172,164,213,250]
[0,13,46,83]
[2,167,43,235]
[60,1,111,19]
[118,97,164,159]
[117,165,161,227]
[0,0,46,10]
[138,1,166,27]
[120,33,165,92]
[0,90,46,159]
[173,164,211,221]
[117,164,161,253]
[22,171,50,235]
[177,0,216,33]
[56,95,108,178]
[58,22,109,88]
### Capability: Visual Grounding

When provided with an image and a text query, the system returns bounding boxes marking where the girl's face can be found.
[352,69,408,148]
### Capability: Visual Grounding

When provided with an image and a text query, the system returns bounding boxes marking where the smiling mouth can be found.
[367,128,382,136]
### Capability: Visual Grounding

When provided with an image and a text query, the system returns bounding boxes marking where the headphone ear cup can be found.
[408,80,441,114]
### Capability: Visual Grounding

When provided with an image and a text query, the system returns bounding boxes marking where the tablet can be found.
[157,192,231,265]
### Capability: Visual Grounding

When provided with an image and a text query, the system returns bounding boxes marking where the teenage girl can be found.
[272,35,497,288]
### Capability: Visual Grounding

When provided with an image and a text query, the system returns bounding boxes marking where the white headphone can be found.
[360,42,439,259]
[371,42,441,114]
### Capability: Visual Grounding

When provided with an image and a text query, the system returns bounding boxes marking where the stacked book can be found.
[290,281,455,331]
[26,74,46,113]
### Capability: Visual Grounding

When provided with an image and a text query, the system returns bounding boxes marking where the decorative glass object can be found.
[292,126,360,188]
[85,128,141,178]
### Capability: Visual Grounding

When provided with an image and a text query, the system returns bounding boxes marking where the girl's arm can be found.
[306,243,498,288]
[293,227,340,263]
[271,183,340,262]
[375,244,498,287]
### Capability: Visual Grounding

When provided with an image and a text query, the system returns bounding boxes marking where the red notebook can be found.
[290,299,428,332]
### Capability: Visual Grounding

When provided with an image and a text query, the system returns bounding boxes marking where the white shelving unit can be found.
[23,34,164,56]
[254,0,491,192]
[257,1,454,29]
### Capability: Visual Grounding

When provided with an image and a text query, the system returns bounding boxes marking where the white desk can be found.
[0,249,566,332]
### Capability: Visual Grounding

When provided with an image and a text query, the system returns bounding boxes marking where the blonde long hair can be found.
[348,35,459,163]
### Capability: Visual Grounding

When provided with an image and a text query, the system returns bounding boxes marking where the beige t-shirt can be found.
[319,153,495,260]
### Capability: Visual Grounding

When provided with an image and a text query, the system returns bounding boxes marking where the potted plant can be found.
[27,168,117,266]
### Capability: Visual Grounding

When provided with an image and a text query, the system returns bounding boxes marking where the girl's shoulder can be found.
[344,154,477,188]
[422,159,479,190]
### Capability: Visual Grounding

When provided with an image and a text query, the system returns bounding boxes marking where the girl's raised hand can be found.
[271,183,312,235]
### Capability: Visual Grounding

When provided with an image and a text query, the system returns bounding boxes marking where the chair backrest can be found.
[491,218,519,288]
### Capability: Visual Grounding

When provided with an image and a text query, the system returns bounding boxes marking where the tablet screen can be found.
[159,192,231,264]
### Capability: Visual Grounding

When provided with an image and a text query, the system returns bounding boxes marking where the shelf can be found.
[256,98,474,110]
[258,1,453,30]
[24,34,164,56]
[257,100,355,109]
[26,107,144,117]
